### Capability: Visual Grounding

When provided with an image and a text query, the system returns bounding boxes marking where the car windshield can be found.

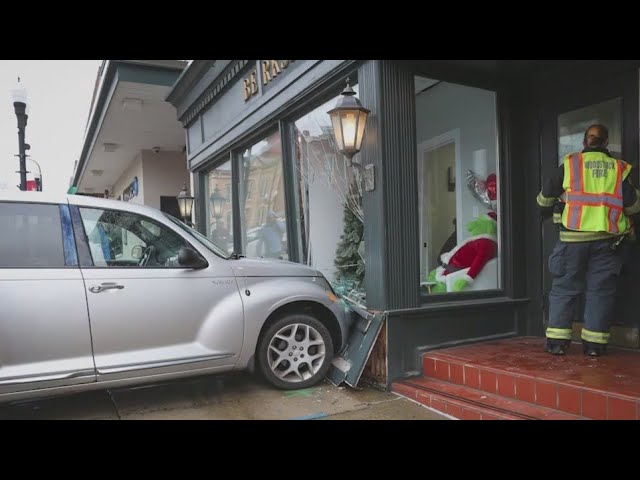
[164,214,230,259]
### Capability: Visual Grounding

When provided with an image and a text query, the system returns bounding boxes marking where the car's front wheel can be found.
[257,313,334,390]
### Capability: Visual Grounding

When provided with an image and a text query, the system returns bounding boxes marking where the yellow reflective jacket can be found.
[561,150,631,234]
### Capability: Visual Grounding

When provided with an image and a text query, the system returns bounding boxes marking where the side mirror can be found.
[178,246,208,269]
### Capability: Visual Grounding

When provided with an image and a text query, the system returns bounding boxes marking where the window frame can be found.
[236,127,288,260]
[202,153,236,255]
[0,201,76,269]
[192,67,361,264]
[75,205,208,269]
[408,65,512,305]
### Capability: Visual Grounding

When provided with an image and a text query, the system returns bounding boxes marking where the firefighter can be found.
[537,124,640,356]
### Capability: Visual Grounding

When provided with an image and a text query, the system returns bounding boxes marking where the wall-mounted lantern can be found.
[177,183,195,226]
[328,78,374,191]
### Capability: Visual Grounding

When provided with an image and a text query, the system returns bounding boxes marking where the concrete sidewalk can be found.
[0,372,450,420]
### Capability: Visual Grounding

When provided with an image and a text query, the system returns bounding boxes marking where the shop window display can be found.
[415,76,501,294]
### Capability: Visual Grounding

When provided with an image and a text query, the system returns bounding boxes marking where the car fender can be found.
[234,276,352,370]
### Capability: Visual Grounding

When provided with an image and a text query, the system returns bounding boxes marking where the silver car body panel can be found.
[0,268,96,395]
[80,265,244,382]
[229,257,322,278]
[0,191,69,204]
[69,195,245,383]
[0,192,355,404]
[232,257,353,338]
[1,364,232,404]
[234,274,352,371]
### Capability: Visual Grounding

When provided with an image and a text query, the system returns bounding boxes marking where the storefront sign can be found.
[243,60,295,101]
[122,176,139,202]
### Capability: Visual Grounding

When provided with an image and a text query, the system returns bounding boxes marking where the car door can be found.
[0,201,96,396]
[70,201,244,383]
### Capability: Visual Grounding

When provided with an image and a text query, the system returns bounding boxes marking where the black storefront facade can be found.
[167,60,640,388]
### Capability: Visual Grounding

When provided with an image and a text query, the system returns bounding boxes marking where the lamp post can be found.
[177,183,195,227]
[10,77,29,191]
[327,77,373,191]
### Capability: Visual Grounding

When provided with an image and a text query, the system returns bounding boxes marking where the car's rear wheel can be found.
[257,313,334,390]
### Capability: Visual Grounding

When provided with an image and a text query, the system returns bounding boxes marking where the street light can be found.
[327,77,374,191]
[10,77,29,191]
[176,183,195,226]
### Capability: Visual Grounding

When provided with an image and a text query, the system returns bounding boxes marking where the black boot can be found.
[582,340,607,357]
[545,338,571,355]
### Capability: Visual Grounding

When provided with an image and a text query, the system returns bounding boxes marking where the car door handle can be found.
[89,283,125,293]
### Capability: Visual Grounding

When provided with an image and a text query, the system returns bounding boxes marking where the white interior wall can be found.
[415,81,498,240]
[141,150,190,211]
[307,175,345,283]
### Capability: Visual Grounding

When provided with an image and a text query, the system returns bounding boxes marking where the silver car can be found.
[0,192,354,404]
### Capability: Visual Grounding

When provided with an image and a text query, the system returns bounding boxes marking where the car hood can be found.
[229,257,322,277]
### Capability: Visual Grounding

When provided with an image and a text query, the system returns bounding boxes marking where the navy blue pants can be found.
[547,239,626,344]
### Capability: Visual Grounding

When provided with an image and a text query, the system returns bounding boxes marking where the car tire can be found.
[257,313,334,390]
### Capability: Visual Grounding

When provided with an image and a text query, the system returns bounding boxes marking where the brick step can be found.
[420,338,640,419]
[392,377,586,420]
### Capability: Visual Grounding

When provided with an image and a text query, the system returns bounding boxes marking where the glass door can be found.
[539,66,639,341]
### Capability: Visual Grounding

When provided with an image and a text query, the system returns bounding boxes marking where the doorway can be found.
[418,130,461,280]
[160,196,182,220]
[538,65,640,344]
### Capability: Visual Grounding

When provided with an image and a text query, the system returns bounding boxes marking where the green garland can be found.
[333,196,365,303]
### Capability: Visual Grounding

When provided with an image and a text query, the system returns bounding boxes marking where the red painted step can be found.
[420,337,640,420]
[392,377,586,420]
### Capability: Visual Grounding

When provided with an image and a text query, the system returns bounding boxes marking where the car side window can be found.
[0,202,66,268]
[79,208,192,268]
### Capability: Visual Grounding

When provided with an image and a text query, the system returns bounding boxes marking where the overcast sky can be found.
[0,60,102,193]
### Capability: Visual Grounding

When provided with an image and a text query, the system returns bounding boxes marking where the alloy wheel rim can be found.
[266,323,326,383]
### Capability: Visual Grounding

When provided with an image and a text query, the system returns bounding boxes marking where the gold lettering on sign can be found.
[250,71,258,95]
[243,69,259,101]
[243,61,295,101]
[262,61,271,85]
[243,78,251,101]
[270,60,282,78]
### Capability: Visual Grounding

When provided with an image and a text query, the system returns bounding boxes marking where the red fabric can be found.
[444,237,497,279]
[486,174,497,201]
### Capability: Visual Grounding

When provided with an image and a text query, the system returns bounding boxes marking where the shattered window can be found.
[293,83,366,305]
